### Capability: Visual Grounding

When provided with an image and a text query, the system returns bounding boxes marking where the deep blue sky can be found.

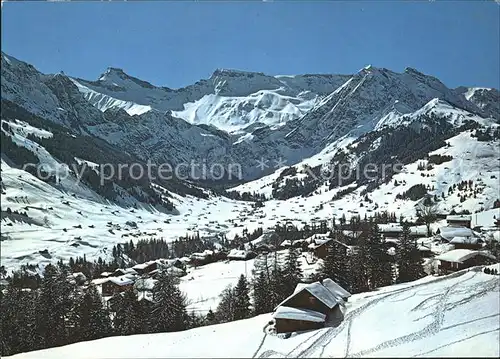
[2,1,499,89]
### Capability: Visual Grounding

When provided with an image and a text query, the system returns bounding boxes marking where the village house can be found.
[132,260,158,275]
[378,224,428,241]
[273,307,325,333]
[435,249,496,275]
[438,226,479,243]
[308,238,331,259]
[446,215,472,228]
[99,275,135,296]
[227,249,257,261]
[449,236,483,250]
[309,239,357,259]
[272,279,350,334]
[417,243,433,258]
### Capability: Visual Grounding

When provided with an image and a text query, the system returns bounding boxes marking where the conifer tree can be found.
[366,221,393,289]
[252,270,273,315]
[215,285,236,323]
[37,264,74,348]
[205,309,217,326]
[233,275,251,320]
[150,273,188,333]
[74,285,112,342]
[0,287,41,356]
[319,235,349,290]
[282,248,303,295]
[396,224,425,283]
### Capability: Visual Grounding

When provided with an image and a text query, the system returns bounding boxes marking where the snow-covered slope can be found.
[2,52,500,272]
[73,68,350,132]
[3,52,498,181]
[6,268,499,358]
[456,86,499,120]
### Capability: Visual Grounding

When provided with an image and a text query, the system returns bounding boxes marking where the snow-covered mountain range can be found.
[1,51,499,270]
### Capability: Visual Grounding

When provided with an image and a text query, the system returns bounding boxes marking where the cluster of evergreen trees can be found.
[427,154,453,165]
[316,221,425,294]
[396,184,428,201]
[0,265,202,357]
[0,129,40,168]
[118,234,216,264]
[271,165,322,200]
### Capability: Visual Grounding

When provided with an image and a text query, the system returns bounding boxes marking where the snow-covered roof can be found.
[439,226,478,241]
[378,224,427,236]
[435,249,496,263]
[166,267,186,276]
[91,277,110,286]
[132,263,149,270]
[378,223,403,233]
[273,306,326,323]
[450,236,481,245]
[385,237,400,244]
[191,249,215,259]
[124,268,138,274]
[227,249,249,259]
[418,245,432,251]
[108,276,135,286]
[277,280,343,310]
[447,215,472,222]
[342,230,364,238]
[321,278,351,299]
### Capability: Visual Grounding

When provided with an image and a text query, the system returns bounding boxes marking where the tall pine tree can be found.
[233,275,251,320]
[150,273,188,333]
[215,285,236,323]
[74,285,112,342]
[396,223,425,283]
[366,221,393,289]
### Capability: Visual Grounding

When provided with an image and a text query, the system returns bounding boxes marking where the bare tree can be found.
[416,202,438,237]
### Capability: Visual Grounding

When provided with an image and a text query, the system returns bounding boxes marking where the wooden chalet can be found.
[309,238,332,259]
[446,215,472,228]
[272,279,350,334]
[227,249,257,261]
[449,236,483,250]
[132,260,158,275]
[101,276,135,296]
[435,249,496,275]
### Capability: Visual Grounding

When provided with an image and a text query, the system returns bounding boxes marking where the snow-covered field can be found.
[180,250,319,314]
[6,267,499,358]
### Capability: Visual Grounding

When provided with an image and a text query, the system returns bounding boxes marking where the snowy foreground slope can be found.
[7,268,500,358]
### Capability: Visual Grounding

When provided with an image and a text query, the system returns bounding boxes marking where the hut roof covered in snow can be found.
[321,278,351,299]
[273,306,326,323]
[439,227,478,241]
[449,236,481,244]
[276,280,345,311]
[435,249,495,263]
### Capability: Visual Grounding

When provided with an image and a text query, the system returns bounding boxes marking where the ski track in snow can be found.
[257,269,499,358]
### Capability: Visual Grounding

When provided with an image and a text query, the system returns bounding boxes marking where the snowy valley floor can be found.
[7,267,500,358]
